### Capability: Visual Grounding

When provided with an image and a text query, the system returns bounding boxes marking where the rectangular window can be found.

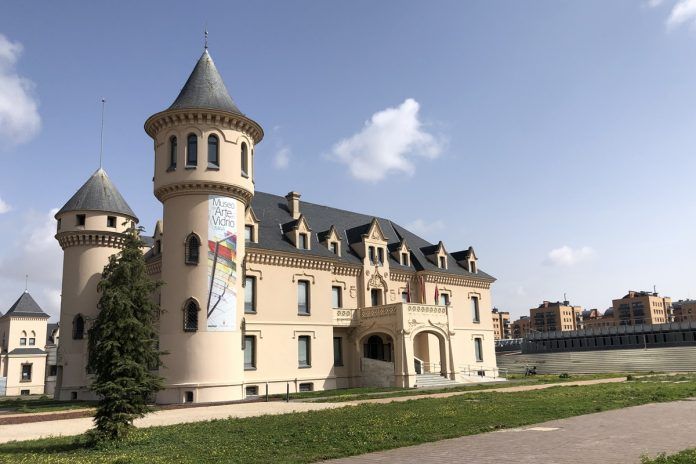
[76,214,86,226]
[19,338,26,346]
[298,335,311,367]
[245,225,253,242]
[20,389,30,396]
[245,385,259,396]
[244,277,256,313]
[439,293,450,306]
[57,218,62,231]
[377,248,385,266]
[329,242,338,254]
[401,291,409,303]
[439,256,446,269]
[333,337,343,366]
[298,233,308,250]
[474,338,483,362]
[107,216,116,228]
[21,363,32,382]
[401,252,409,266]
[49,365,58,376]
[371,288,382,306]
[471,296,480,323]
[298,281,310,315]
[28,338,35,346]
[332,286,342,309]
[299,382,314,392]
[368,246,375,265]
[244,335,256,370]
[470,261,477,273]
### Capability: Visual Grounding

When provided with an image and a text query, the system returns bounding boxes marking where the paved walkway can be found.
[0,377,622,444]
[328,399,696,464]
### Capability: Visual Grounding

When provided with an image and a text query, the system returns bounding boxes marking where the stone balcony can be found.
[332,303,451,331]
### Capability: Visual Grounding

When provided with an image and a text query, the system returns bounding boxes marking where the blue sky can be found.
[1,0,696,320]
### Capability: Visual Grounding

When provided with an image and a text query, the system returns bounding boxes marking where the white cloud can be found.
[545,245,596,267]
[0,34,41,148]
[328,98,444,182]
[406,218,445,239]
[273,146,291,169]
[667,0,696,28]
[0,208,62,318]
[0,196,10,213]
[647,0,666,7]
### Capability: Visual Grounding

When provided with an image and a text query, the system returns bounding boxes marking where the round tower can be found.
[54,168,138,400]
[144,49,263,403]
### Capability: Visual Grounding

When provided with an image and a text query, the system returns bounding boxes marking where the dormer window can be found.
[155,240,162,254]
[368,246,376,265]
[401,252,409,266]
[329,242,338,254]
[377,248,385,266]
[469,261,477,273]
[245,225,256,243]
[298,233,308,250]
[439,256,446,269]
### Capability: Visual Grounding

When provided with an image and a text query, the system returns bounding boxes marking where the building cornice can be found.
[144,108,264,144]
[155,181,253,205]
[245,247,362,276]
[55,230,128,250]
[391,269,492,289]
[146,255,162,276]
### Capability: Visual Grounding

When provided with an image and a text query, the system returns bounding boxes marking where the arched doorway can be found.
[363,333,393,362]
[413,330,446,375]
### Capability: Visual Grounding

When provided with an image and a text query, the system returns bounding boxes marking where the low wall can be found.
[497,346,696,374]
[361,357,395,387]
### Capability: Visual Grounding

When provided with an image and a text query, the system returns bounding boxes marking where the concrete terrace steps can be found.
[414,373,461,388]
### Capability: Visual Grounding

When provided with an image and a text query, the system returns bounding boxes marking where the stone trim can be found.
[144,109,264,144]
[245,248,362,276]
[56,230,127,250]
[155,181,253,205]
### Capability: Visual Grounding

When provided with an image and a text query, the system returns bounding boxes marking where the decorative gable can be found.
[391,239,411,266]
[319,225,342,257]
[365,218,387,242]
[423,241,448,269]
[283,214,312,250]
[452,246,478,273]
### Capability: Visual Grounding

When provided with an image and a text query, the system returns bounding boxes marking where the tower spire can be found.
[204,26,208,50]
[24,274,28,293]
[99,98,106,169]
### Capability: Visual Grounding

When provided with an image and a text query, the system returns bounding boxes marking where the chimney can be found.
[285,191,301,219]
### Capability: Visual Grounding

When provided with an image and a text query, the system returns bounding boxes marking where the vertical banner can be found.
[207,195,237,331]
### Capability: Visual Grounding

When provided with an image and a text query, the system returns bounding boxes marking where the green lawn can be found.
[642,449,696,464]
[1,378,695,463]
[0,397,93,414]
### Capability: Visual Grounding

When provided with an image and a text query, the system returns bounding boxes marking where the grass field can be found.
[0,397,93,414]
[0,376,695,463]
[642,449,696,464]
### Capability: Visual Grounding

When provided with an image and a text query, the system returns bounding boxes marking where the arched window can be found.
[73,315,85,340]
[183,299,199,332]
[169,136,177,169]
[208,134,219,168]
[185,233,201,265]
[241,142,249,176]
[187,134,197,167]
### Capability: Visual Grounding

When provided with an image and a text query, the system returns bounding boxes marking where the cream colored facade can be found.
[673,300,696,323]
[54,49,498,404]
[0,292,53,396]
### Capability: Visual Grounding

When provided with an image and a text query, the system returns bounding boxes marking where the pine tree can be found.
[87,226,163,441]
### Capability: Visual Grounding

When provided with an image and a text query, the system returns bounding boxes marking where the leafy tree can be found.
[87,226,163,441]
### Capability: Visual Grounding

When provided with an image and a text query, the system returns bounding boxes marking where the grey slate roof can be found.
[248,191,495,281]
[4,292,50,319]
[8,348,46,356]
[57,168,137,220]
[46,323,59,345]
[169,50,242,115]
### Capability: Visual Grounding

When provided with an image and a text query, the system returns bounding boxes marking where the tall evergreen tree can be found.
[87,227,163,441]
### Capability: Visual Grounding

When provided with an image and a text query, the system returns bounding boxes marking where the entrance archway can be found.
[413,330,446,375]
[362,333,393,362]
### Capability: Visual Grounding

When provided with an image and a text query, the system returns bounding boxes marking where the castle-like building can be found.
[54,48,498,404]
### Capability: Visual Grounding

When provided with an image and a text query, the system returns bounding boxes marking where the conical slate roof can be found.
[4,292,50,318]
[169,50,242,114]
[57,168,137,220]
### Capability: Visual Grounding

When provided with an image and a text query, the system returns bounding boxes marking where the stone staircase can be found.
[415,373,461,389]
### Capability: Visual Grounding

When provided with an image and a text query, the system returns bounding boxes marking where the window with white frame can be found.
[298,335,311,367]
[332,286,342,309]
[245,276,256,313]
[474,337,483,362]
[471,296,480,323]
[298,281,310,315]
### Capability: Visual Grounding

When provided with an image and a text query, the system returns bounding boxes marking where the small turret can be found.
[54,168,137,400]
